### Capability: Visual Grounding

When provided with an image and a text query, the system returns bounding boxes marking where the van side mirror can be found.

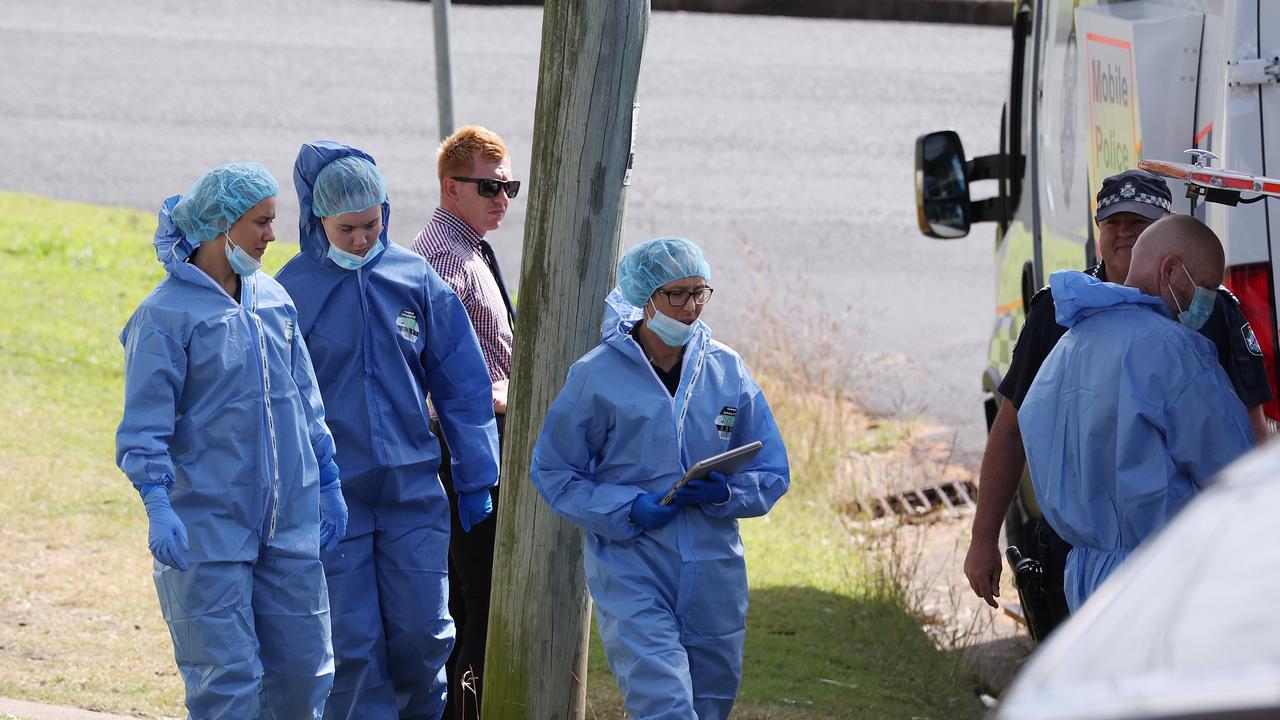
[915,130,972,239]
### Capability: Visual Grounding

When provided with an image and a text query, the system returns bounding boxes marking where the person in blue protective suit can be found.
[1020,214,1255,612]
[276,141,500,720]
[531,237,790,720]
[116,162,348,720]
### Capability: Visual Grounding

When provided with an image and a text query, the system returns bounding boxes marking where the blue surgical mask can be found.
[223,232,261,276]
[1172,264,1215,331]
[646,301,696,347]
[327,240,383,271]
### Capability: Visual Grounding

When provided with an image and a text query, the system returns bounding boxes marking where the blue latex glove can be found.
[629,491,680,531]
[318,483,348,552]
[142,486,189,571]
[458,489,494,533]
[673,471,732,506]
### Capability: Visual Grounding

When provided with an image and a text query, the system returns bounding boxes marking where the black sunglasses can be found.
[451,177,521,199]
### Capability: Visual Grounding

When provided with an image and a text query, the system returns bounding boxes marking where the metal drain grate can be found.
[855,480,977,519]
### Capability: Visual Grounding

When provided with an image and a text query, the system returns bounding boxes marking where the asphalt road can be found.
[0,0,1009,465]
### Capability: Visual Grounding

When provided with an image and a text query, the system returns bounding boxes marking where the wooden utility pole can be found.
[431,0,454,140]
[482,1,649,718]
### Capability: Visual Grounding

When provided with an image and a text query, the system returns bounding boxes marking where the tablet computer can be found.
[659,440,764,506]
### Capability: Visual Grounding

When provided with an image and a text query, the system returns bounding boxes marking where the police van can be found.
[913,1,1279,570]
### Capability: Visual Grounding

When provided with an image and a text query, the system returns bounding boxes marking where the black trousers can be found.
[438,415,503,720]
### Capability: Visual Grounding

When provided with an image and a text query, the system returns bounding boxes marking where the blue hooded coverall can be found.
[116,196,339,719]
[1020,271,1255,611]
[531,290,790,720]
[276,142,500,720]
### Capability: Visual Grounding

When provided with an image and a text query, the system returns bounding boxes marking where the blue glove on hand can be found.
[673,471,732,506]
[458,489,494,533]
[142,486,189,571]
[629,491,680,531]
[319,483,349,552]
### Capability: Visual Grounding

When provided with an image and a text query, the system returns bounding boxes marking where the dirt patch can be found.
[839,420,1036,696]
[898,512,1034,694]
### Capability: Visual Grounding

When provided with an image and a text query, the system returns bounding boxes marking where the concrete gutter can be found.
[454,0,1015,26]
[0,698,147,720]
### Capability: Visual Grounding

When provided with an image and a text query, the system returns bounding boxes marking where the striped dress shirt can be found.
[412,207,513,382]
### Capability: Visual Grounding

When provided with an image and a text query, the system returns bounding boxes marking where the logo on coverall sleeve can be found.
[396,309,420,342]
[716,406,738,440]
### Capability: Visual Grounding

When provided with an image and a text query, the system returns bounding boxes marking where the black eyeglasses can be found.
[451,177,521,199]
[654,287,714,307]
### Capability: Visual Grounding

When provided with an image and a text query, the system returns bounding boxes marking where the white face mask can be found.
[646,300,696,347]
[1170,264,1215,331]
[327,240,383,271]
[223,232,261,276]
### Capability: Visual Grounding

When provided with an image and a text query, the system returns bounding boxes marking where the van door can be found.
[1261,1,1280,336]
[1076,2,1204,212]
[1036,1,1094,280]
[1219,0,1280,426]
[1247,0,1280,425]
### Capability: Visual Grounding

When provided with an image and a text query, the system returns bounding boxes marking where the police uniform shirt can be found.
[999,262,1272,410]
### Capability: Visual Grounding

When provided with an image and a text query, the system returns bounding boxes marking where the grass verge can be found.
[0,192,981,719]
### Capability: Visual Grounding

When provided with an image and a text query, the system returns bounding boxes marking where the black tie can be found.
[477,239,516,322]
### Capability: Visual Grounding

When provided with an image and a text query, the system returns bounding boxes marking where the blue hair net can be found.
[171,163,278,246]
[616,237,712,308]
[312,156,387,218]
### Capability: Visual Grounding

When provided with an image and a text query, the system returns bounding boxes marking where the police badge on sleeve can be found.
[1242,323,1263,356]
